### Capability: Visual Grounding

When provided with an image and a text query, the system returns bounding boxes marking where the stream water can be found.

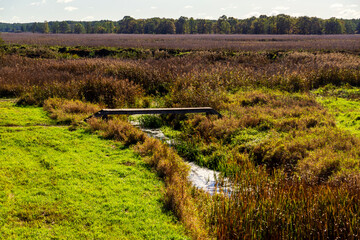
[131,121,227,195]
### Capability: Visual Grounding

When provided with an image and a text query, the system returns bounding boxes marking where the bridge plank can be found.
[85,107,222,121]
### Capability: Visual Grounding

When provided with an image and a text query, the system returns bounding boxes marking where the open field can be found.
[0,101,189,239]
[1,34,360,238]
[2,32,360,51]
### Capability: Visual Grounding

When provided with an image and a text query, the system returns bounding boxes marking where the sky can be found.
[0,0,359,23]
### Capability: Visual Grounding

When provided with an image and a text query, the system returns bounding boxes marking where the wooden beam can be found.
[85,107,222,121]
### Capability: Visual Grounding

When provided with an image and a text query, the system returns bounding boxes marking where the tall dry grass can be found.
[2,51,359,108]
[3,33,360,51]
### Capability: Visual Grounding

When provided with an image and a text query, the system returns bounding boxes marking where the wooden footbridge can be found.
[85,107,222,121]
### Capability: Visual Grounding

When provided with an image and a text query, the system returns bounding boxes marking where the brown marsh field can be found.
[1,34,360,239]
[3,32,360,51]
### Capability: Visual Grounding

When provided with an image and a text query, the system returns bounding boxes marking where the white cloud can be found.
[291,12,305,17]
[30,0,46,6]
[64,6,77,11]
[330,3,343,9]
[330,3,360,18]
[57,0,74,3]
[204,16,215,20]
[243,11,261,18]
[0,7,4,11]
[150,6,157,10]
[269,10,280,16]
[184,5,193,9]
[11,16,20,22]
[337,9,360,18]
[273,6,290,11]
[82,16,94,21]
[220,4,237,11]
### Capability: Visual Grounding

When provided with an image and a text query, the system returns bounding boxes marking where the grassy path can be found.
[0,102,189,239]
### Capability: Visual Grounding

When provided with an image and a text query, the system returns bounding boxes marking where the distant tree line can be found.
[1,15,360,34]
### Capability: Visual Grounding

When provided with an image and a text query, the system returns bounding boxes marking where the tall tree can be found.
[197,19,206,34]
[104,21,115,33]
[144,18,160,34]
[74,23,86,34]
[204,20,214,34]
[189,17,197,34]
[251,18,265,34]
[310,17,323,34]
[175,16,189,34]
[117,16,136,33]
[295,16,311,34]
[43,21,50,33]
[227,17,238,33]
[217,15,231,34]
[31,22,38,33]
[51,22,60,33]
[59,21,70,33]
[275,14,291,34]
[95,26,106,34]
[344,20,356,34]
[324,18,343,34]
[157,19,175,34]
[133,20,145,34]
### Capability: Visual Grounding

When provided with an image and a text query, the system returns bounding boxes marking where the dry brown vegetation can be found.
[1,37,360,239]
[2,32,360,51]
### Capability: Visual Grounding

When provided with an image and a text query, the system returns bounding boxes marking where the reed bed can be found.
[2,33,360,51]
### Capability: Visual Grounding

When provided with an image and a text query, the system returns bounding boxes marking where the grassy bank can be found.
[0,101,189,239]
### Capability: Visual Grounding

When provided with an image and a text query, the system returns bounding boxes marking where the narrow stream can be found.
[132,121,228,195]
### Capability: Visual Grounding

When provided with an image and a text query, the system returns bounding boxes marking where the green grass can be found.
[318,97,360,137]
[160,126,182,139]
[0,101,189,239]
[0,100,55,126]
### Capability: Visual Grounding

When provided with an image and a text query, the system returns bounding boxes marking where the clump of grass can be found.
[87,118,146,146]
[43,98,102,125]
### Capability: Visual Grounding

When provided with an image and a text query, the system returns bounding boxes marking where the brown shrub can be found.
[43,98,101,124]
[87,118,146,146]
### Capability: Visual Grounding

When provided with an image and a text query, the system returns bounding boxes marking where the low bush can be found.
[43,98,101,124]
[138,115,163,128]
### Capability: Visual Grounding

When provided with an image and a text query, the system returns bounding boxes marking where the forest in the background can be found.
[1,15,360,35]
